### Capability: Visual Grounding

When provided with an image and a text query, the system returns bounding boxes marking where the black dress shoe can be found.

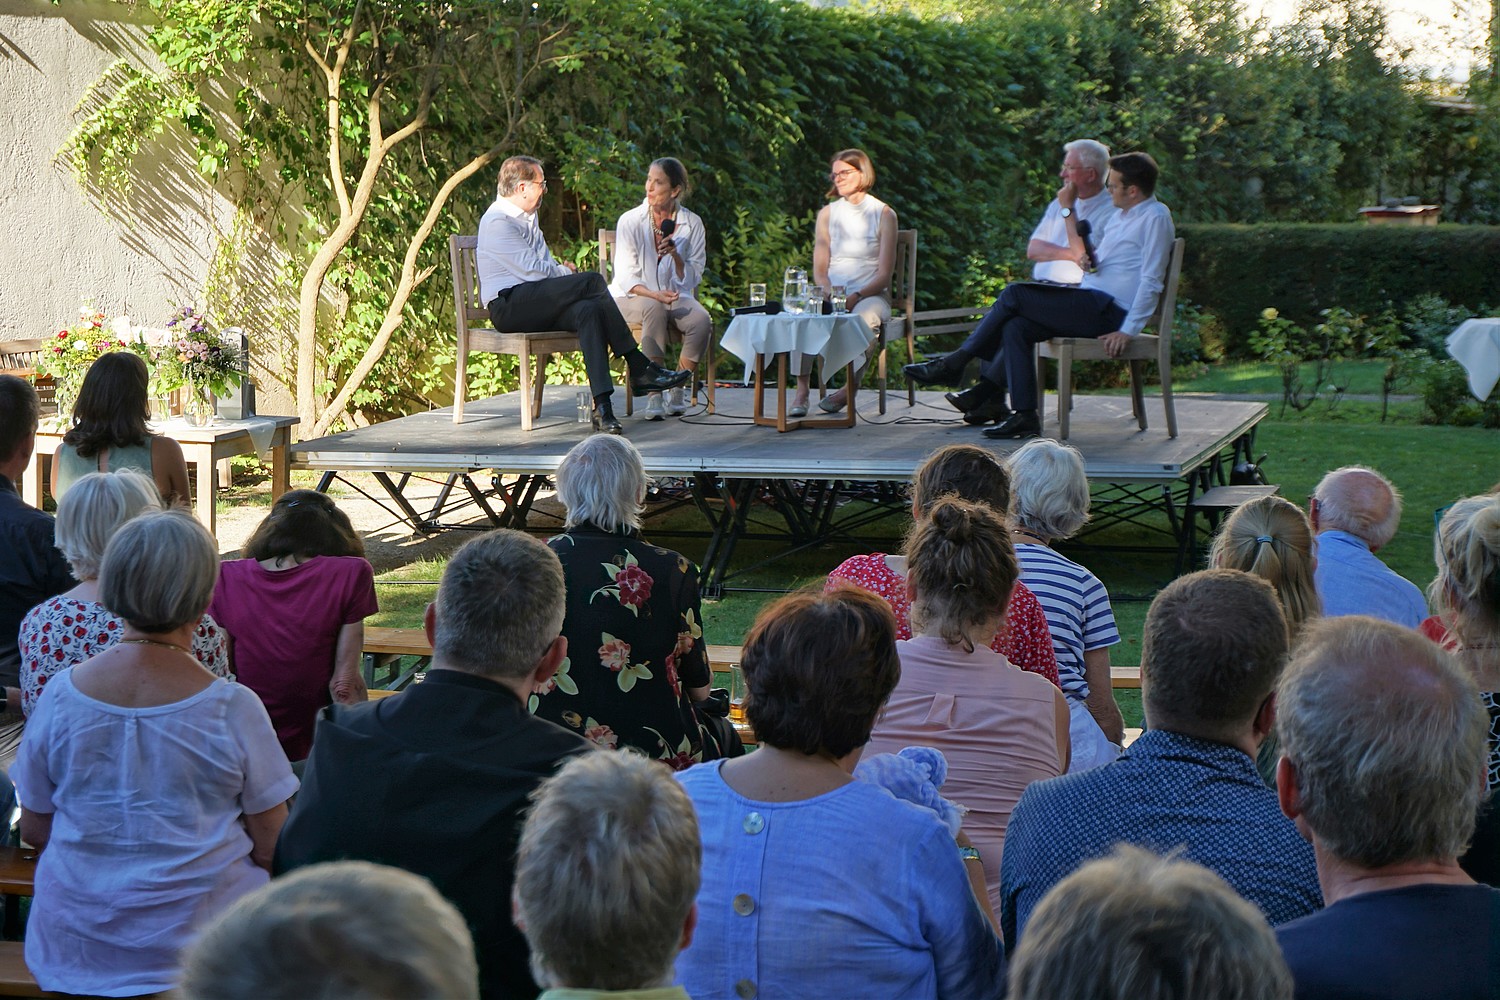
[903,356,964,387]
[591,411,624,435]
[982,411,1042,440]
[944,383,995,413]
[960,396,1014,426]
[630,364,693,396]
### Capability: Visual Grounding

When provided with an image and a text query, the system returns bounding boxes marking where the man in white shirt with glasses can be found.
[906,151,1174,440]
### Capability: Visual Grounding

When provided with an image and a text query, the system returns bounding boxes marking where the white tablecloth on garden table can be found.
[721,313,876,375]
[1447,318,1500,401]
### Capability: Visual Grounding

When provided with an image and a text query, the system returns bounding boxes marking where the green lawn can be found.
[366,384,1499,730]
[1171,359,1394,397]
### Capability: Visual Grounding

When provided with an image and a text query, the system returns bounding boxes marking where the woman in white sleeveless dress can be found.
[791,149,897,416]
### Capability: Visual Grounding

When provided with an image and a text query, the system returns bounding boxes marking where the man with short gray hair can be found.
[1274,615,1499,998]
[1309,465,1426,627]
[275,529,591,1000]
[514,752,700,998]
[1000,569,1321,948]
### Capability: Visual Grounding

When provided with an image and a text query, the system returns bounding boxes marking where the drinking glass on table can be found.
[829,285,847,314]
[805,284,826,315]
[749,283,767,308]
[728,663,748,726]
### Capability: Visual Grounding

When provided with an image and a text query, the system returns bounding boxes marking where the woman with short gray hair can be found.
[1008,438,1124,770]
[533,434,717,766]
[12,508,296,997]
[17,470,230,717]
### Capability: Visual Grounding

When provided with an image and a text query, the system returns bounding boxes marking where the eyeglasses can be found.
[525,176,548,192]
[830,168,859,182]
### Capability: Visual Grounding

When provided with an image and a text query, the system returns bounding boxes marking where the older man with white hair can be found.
[1308,465,1427,627]
[1028,139,1119,286]
[1274,615,1499,998]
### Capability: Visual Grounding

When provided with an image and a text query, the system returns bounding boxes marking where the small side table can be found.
[24,415,299,537]
[721,313,875,432]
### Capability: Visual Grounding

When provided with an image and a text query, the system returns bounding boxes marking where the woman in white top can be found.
[792,148,898,416]
[610,157,712,420]
[14,508,296,998]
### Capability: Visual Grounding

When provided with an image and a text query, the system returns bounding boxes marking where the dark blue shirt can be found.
[0,474,73,688]
[1277,883,1500,999]
[1000,728,1322,947]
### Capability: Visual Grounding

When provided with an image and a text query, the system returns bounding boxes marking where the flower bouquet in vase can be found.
[155,306,243,427]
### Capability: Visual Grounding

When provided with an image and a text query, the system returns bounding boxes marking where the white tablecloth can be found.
[1447,318,1500,401]
[721,313,876,375]
[150,415,283,454]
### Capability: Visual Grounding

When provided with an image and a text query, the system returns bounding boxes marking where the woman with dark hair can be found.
[13,508,296,997]
[609,157,712,420]
[675,586,1006,998]
[791,148,898,417]
[866,498,1069,914]
[827,443,1060,687]
[51,351,190,505]
[208,490,378,760]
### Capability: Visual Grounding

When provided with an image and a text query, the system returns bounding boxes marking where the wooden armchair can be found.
[874,228,919,414]
[0,339,56,412]
[1035,237,1186,439]
[449,235,629,429]
[598,229,716,413]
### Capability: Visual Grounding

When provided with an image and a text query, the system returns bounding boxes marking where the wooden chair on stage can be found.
[598,229,716,413]
[879,228,919,414]
[1034,237,1186,440]
[449,235,629,430]
[0,339,56,412]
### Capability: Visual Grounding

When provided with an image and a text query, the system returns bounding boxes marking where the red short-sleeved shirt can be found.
[209,555,379,760]
[826,553,1061,688]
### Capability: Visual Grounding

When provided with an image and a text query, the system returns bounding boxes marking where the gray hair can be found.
[1064,139,1112,182]
[1429,493,1500,645]
[1009,438,1090,539]
[54,470,163,580]
[556,434,647,534]
[1009,845,1293,1000]
[515,752,700,991]
[1277,615,1486,867]
[498,155,544,196]
[98,508,217,633]
[1313,465,1402,549]
[179,860,479,1000]
[432,529,565,680]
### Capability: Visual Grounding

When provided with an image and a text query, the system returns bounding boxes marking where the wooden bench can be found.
[0,848,36,942]
[361,626,432,691]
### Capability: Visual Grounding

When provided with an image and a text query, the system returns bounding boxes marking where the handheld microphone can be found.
[1076,219,1097,273]
[657,218,676,256]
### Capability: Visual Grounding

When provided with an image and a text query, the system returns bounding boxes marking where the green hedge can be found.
[1179,223,1500,353]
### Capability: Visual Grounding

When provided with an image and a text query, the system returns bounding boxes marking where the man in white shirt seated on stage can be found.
[905,151,1175,440]
[1028,139,1119,286]
[476,155,689,435]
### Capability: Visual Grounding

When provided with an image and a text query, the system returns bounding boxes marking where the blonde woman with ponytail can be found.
[1209,494,1321,785]
[1209,495,1322,640]
[865,497,1069,913]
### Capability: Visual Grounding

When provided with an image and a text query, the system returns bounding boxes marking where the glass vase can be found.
[184,383,216,427]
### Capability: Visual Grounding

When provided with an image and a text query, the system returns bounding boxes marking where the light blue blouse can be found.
[674,760,1006,1000]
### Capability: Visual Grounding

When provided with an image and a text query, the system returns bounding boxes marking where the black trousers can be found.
[487,271,637,399]
[961,282,1126,410]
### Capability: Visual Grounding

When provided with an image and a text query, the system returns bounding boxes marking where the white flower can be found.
[72,340,88,352]
[107,316,132,338]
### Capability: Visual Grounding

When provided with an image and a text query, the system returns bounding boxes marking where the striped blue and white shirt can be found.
[1014,543,1120,702]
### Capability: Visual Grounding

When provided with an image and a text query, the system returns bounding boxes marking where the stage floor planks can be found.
[294,386,1267,485]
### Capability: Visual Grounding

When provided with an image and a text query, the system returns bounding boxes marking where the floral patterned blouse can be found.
[532,523,713,769]
[18,596,232,717]
[826,553,1061,689]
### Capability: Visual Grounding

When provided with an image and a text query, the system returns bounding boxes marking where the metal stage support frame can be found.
[295,388,1269,597]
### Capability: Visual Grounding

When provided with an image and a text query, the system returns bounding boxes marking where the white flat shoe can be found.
[818,394,846,413]
[642,393,666,421]
[788,403,809,418]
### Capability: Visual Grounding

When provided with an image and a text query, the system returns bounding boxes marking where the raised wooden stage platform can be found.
[294,386,1267,593]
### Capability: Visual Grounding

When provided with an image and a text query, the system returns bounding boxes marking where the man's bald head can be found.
[1311,466,1401,550]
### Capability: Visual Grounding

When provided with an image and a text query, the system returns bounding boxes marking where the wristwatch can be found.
[1060,207,1073,219]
